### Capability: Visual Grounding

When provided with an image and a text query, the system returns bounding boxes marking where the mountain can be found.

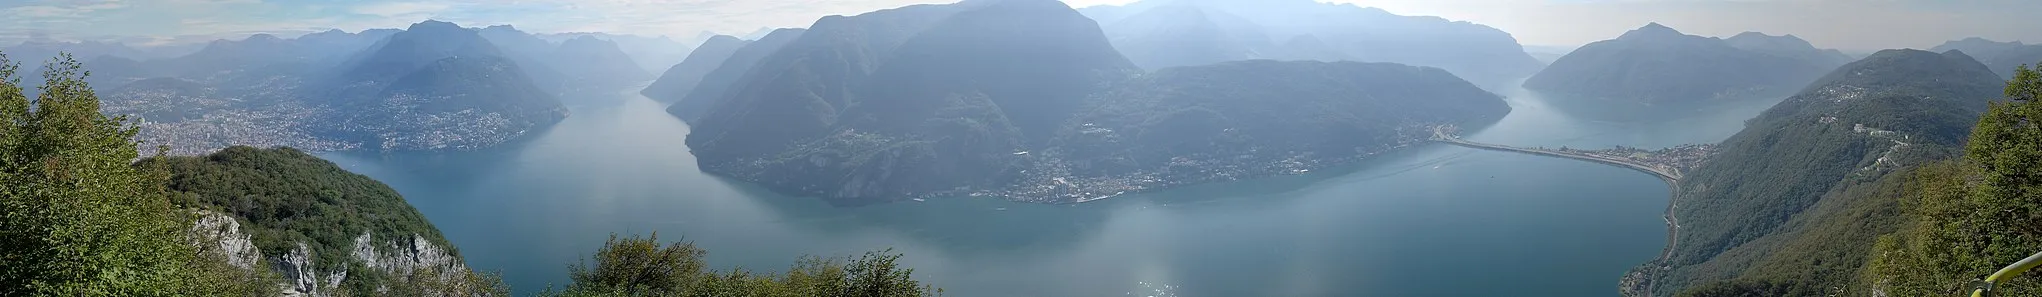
[741,27,777,40]
[684,0,1136,202]
[1096,4,1270,70]
[1724,32,1855,66]
[147,34,314,80]
[664,28,805,122]
[642,35,749,103]
[1523,45,1576,65]
[154,146,485,296]
[1930,37,2026,57]
[478,25,556,60]
[681,0,1507,204]
[337,20,508,85]
[338,55,568,151]
[322,20,568,151]
[5,38,156,96]
[1525,23,1849,106]
[547,36,653,89]
[1082,0,1544,90]
[1635,49,2007,297]
[2,37,150,65]
[475,25,572,94]
[293,29,397,65]
[79,55,156,88]
[541,32,695,72]
[1931,37,2042,78]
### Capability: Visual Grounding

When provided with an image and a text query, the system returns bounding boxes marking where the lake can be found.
[321,86,1784,297]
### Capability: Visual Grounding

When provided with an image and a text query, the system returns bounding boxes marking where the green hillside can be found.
[1648,49,2007,296]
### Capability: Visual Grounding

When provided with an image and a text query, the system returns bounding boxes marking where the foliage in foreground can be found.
[543,233,941,297]
[0,52,275,296]
[1864,64,2042,295]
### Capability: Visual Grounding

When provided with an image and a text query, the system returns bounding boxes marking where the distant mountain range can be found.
[675,0,1509,204]
[1638,49,2006,297]
[57,20,629,154]
[663,28,806,123]
[1931,37,2042,79]
[1526,23,1852,106]
[642,35,749,104]
[1079,0,1544,90]
[322,20,571,151]
[20,19,725,155]
[539,32,697,73]
[549,35,654,90]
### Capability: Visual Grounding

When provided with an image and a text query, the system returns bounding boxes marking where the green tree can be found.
[0,52,274,295]
[563,233,712,295]
[546,233,940,297]
[1865,63,2042,295]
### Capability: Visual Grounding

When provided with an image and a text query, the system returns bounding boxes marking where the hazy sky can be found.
[4,0,2039,51]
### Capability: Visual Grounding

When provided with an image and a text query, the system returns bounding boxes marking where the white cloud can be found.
[6,0,2041,52]
[352,1,454,17]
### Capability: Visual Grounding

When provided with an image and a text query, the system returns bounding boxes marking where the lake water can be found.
[321,86,1784,297]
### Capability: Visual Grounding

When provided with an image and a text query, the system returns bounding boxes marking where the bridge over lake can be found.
[1429,127,1684,183]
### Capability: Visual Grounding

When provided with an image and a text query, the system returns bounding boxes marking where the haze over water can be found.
[321,86,1786,297]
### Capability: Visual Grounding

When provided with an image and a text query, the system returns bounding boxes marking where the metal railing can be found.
[1974,251,2042,297]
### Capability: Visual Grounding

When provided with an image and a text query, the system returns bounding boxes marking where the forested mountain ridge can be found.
[1637,49,2010,296]
[152,146,494,296]
[1526,23,1849,106]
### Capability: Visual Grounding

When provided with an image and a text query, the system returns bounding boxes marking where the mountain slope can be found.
[1641,49,2006,296]
[643,35,749,103]
[665,28,805,123]
[1526,23,1847,106]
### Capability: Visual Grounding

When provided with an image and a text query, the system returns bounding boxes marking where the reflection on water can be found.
[321,86,1784,297]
